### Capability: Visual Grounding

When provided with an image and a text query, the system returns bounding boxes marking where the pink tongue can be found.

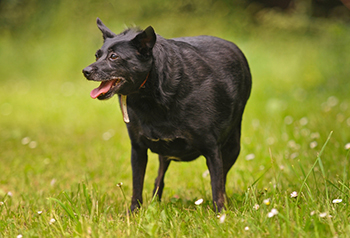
[90,80,115,99]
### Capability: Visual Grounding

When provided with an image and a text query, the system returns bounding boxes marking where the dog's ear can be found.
[96,18,115,41]
[131,26,156,56]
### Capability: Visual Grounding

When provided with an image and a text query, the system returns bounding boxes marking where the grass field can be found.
[1,1,350,237]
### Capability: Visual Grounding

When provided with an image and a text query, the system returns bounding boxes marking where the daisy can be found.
[267,208,278,218]
[319,212,327,218]
[245,154,255,161]
[332,199,342,204]
[116,182,123,187]
[290,191,298,198]
[263,198,270,205]
[219,214,226,223]
[345,143,350,150]
[195,198,203,205]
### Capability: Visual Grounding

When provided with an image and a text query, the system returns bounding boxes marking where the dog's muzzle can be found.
[82,66,95,79]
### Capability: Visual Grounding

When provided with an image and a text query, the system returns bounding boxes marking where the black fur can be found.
[83,18,252,212]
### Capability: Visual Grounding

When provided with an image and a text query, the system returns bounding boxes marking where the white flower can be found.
[102,131,112,141]
[310,132,320,139]
[244,226,250,231]
[245,154,255,161]
[288,140,300,150]
[253,204,260,210]
[327,96,338,107]
[290,191,298,198]
[299,117,308,126]
[49,218,56,224]
[319,212,327,218]
[332,199,342,204]
[290,152,299,160]
[37,211,43,215]
[7,192,13,197]
[195,198,203,205]
[0,202,4,205]
[202,170,209,178]
[271,208,278,215]
[284,116,293,125]
[263,198,270,205]
[219,214,226,223]
[50,179,56,186]
[21,137,31,145]
[267,137,275,145]
[28,141,37,149]
[17,235,23,238]
[345,143,350,150]
[116,182,123,187]
[102,129,115,141]
[309,141,318,149]
[268,208,278,218]
[310,211,315,216]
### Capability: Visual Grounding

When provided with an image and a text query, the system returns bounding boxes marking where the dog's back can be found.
[146,34,251,146]
[167,35,251,105]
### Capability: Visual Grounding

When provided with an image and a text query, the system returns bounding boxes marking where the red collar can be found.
[139,72,150,89]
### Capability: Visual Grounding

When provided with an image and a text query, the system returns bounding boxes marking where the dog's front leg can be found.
[204,148,225,213]
[130,145,148,212]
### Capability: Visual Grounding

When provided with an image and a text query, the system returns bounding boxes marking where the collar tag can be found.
[120,72,149,124]
[120,95,130,123]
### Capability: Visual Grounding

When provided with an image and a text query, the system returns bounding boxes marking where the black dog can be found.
[83,18,251,212]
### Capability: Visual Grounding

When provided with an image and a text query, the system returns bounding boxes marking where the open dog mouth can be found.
[90,77,123,99]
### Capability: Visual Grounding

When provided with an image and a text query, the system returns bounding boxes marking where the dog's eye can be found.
[109,53,118,60]
[95,50,102,61]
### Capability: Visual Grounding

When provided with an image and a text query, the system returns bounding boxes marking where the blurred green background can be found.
[1,0,350,208]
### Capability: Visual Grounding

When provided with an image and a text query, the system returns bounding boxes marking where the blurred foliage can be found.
[0,0,247,34]
[1,0,350,35]
[1,0,349,92]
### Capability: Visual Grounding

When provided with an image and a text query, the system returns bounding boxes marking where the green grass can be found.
[1,1,350,237]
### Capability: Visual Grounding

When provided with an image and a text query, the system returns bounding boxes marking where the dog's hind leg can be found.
[221,122,242,195]
[153,155,171,201]
[202,146,226,213]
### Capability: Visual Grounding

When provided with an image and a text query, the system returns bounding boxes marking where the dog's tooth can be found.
[113,78,120,85]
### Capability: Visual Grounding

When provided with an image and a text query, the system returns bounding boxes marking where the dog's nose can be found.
[83,66,94,78]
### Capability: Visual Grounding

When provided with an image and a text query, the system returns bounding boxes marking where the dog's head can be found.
[83,18,156,100]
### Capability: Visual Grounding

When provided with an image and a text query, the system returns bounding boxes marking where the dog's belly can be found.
[143,137,201,162]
